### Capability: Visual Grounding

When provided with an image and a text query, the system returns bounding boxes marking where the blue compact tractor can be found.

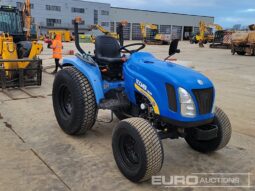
[52,18,232,182]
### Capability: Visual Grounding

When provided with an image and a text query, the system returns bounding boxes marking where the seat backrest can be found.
[95,35,121,59]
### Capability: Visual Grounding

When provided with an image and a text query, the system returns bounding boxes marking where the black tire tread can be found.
[121,118,164,182]
[215,107,232,150]
[185,106,231,153]
[54,67,97,135]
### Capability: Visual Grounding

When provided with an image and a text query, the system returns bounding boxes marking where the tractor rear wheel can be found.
[53,67,97,135]
[112,118,164,182]
[185,107,232,153]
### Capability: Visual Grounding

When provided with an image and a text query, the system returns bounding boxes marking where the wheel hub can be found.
[120,135,140,167]
[59,85,73,117]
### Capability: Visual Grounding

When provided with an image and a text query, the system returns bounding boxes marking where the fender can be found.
[124,66,163,115]
[62,57,104,103]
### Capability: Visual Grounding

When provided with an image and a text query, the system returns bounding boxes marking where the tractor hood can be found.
[125,52,213,89]
[123,52,215,125]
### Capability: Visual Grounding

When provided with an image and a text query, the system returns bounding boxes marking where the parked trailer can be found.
[231,31,255,56]
[231,43,255,55]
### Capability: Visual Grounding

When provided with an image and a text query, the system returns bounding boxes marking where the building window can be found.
[46,5,61,12]
[110,22,115,32]
[101,10,109,15]
[132,23,142,40]
[116,22,131,40]
[101,22,109,27]
[94,10,98,24]
[172,25,182,40]
[71,7,85,13]
[160,25,171,34]
[16,2,34,10]
[72,19,85,25]
[193,27,199,34]
[16,2,23,9]
[46,19,61,27]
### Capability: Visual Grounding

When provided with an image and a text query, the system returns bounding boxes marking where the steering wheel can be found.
[119,43,145,54]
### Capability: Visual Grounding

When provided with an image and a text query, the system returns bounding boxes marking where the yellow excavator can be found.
[90,24,118,43]
[0,0,43,89]
[140,23,171,45]
[191,21,223,47]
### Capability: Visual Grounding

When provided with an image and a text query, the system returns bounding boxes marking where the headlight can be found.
[178,87,196,117]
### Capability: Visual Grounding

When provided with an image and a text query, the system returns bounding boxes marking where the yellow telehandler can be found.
[0,2,43,89]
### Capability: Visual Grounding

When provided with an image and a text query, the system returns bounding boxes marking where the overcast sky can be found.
[89,0,255,28]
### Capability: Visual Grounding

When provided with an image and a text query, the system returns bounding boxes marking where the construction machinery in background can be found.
[140,23,171,45]
[48,30,73,42]
[22,0,32,39]
[231,25,255,56]
[90,24,118,43]
[0,3,43,89]
[249,24,255,31]
[209,30,233,49]
[191,21,223,47]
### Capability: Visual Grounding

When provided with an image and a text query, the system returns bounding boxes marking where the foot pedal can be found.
[98,99,129,110]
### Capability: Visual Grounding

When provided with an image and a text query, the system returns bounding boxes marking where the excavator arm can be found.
[140,23,158,40]
[93,24,110,35]
[196,21,223,44]
[22,0,32,39]
[91,24,118,40]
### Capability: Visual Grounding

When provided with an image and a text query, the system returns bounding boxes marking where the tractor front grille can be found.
[192,88,214,115]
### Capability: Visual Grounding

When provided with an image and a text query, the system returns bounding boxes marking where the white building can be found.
[0,0,214,40]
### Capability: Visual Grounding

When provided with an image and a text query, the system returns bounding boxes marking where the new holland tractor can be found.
[52,18,232,182]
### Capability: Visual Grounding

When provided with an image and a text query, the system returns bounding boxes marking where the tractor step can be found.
[98,99,130,110]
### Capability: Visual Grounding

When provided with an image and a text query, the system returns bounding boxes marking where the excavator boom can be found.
[23,0,32,39]
[90,24,118,43]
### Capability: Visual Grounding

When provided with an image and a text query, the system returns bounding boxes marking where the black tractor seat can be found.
[95,35,125,80]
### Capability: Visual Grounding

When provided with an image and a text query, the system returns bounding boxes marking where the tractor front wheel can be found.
[185,107,232,153]
[53,67,97,135]
[112,118,164,182]
[237,51,246,56]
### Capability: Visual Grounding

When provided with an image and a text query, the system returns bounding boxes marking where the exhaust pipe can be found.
[74,17,85,55]
[73,17,96,65]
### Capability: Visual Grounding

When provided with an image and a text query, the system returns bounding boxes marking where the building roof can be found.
[73,0,110,6]
[111,6,214,19]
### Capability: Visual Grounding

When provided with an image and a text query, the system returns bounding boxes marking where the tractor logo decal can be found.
[135,80,160,115]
